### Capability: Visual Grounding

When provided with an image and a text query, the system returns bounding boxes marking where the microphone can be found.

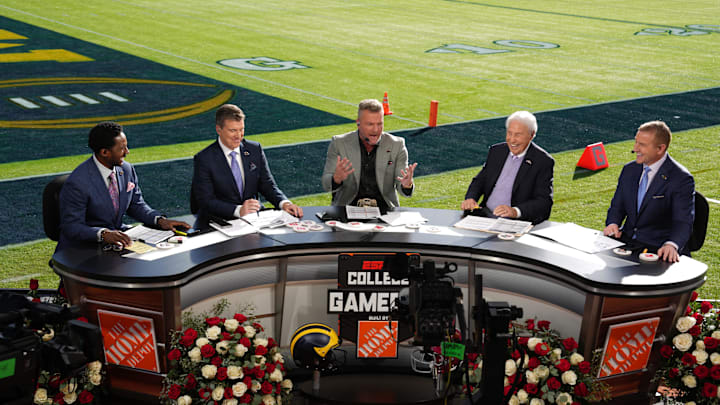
[630,150,635,153]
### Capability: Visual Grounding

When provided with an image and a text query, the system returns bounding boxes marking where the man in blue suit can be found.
[191,104,302,220]
[461,111,554,224]
[58,122,189,249]
[604,121,694,262]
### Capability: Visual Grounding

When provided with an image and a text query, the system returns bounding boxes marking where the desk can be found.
[52,207,706,402]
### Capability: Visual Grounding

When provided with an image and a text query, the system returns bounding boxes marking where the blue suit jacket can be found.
[464,142,554,224]
[191,140,287,219]
[606,155,695,253]
[57,157,160,249]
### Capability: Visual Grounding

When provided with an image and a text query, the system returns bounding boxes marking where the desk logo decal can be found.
[97,309,160,372]
[598,317,660,378]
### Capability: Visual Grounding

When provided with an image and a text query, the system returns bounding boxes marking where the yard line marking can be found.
[0,272,44,283]
[40,95,71,106]
[707,198,720,205]
[9,97,40,109]
[69,93,100,104]
[99,91,128,102]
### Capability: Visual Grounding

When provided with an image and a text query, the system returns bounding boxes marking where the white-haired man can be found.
[461,111,554,224]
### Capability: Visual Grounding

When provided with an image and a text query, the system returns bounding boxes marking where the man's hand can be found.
[333,156,354,184]
[239,199,261,216]
[157,217,191,232]
[397,162,418,189]
[493,204,518,218]
[102,230,132,247]
[282,202,303,218]
[461,198,479,211]
[603,224,622,239]
[658,244,680,263]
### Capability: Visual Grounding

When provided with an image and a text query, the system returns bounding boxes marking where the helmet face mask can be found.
[291,323,342,370]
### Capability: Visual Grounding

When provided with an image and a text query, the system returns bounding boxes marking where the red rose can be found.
[185,373,197,390]
[503,385,512,396]
[255,345,268,356]
[206,316,222,326]
[222,332,232,341]
[686,305,692,315]
[511,349,521,360]
[711,365,720,380]
[268,338,277,348]
[578,361,592,374]
[217,367,228,381]
[236,326,245,336]
[701,301,713,314]
[694,313,704,325]
[59,287,67,298]
[49,374,61,389]
[528,357,540,369]
[537,320,551,330]
[168,384,182,400]
[547,377,561,390]
[243,376,252,387]
[253,322,264,331]
[167,348,182,361]
[682,352,697,366]
[467,352,479,362]
[524,383,538,394]
[276,383,282,394]
[266,363,276,373]
[199,388,211,400]
[695,365,710,380]
[691,291,698,302]
[225,387,234,399]
[180,335,195,347]
[689,325,702,337]
[29,278,39,290]
[261,381,273,394]
[526,319,535,330]
[574,382,589,397]
[705,337,719,350]
[660,345,674,358]
[255,367,266,379]
[669,368,680,378]
[240,337,251,347]
[562,337,578,351]
[556,359,571,372]
[240,393,252,403]
[53,392,65,403]
[535,342,550,356]
[518,337,529,346]
[201,344,216,358]
[78,390,94,404]
[234,313,248,323]
[211,356,223,367]
[184,328,198,340]
[703,382,718,398]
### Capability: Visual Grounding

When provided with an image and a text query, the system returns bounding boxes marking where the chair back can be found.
[687,191,709,252]
[42,174,69,241]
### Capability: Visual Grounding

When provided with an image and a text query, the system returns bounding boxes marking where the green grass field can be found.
[0,1,718,295]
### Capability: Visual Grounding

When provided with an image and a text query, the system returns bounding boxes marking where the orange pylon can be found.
[382,92,393,115]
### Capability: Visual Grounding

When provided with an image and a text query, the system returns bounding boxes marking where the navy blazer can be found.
[57,157,160,249]
[606,155,694,253]
[191,140,287,219]
[464,142,554,224]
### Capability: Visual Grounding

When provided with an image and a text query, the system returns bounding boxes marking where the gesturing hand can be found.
[397,162,418,188]
[333,156,354,184]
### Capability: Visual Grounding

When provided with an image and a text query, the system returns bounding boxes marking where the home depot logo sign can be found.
[598,317,660,378]
[97,309,160,372]
[357,321,398,358]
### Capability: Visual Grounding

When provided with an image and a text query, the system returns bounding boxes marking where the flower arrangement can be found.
[161,301,292,405]
[655,291,720,404]
[33,361,105,405]
[502,319,611,405]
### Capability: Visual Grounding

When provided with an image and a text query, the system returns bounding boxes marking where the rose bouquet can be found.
[656,291,720,404]
[33,361,105,405]
[161,309,292,405]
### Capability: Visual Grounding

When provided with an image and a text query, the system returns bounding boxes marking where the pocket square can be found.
[388,160,393,166]
[127,182,135,192]
[652,195,665,199]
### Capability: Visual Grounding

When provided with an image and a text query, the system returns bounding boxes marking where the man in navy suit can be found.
[461,111,554,224]
[191,104,302,220]
[604,121,694,262]
[57,122,189,249]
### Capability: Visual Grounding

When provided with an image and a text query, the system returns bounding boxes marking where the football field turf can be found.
[0,1,718,295]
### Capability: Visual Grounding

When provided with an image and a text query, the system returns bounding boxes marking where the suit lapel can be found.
[488,145,509,192]
[87,159,116,217]
[348,132,362,189]
[115,166,128,217]
[639,159,670,214]
[512,144,534,194]
[239,141,252,199]
[375,135,390,196]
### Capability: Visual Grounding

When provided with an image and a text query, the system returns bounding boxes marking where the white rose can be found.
[202,364,218,379]
[694,349,709,365]
[561,370,577,386]
[224,319,240,332]
[212,386,225,401]
[244,325,256,338]
[217,340,230,355]
[673,333,694,352]
[525,369,539,384]
[682,374,697,388]
[517,389,529,404]
[270,368,283,382]
[529,399,545,405]
[33,388,48,404]
[555,393,573,405]
[534,365,550,380]
[206,325,222,340]
[569,353,584,366]
[255,355,267,365]
[262,394,276,405]
[508,395,520,405]
[505,359,517,376]
[42,328,55,342]
[550,348,562,362]
[527,337,542,351]
[696,340,706,350]
[676,316,697,333]
[711,352,720,365]
[281,379,293,390]
[87,361,102,373]
[178,395,193,405]
[234,343,248,357]
[223,400,238,405]
[252,380,261,392]
[89,372,102,385]
[188,347,202,362]
[232,382,248,397]
[273,352,285,363]
[196,337,210,348]
[712,331,720,340]
[254,337,269,348]
[64,392,77,404]
[227,365,243,380]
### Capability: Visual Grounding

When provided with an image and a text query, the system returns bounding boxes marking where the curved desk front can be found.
[52,207,706,402]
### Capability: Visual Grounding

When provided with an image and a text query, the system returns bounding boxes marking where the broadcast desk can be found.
[52,207,706,403]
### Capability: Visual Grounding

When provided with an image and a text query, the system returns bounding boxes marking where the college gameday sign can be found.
[97,309,160,372]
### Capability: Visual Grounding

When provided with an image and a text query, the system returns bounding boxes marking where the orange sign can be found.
[357,320,398,358]
[598,317,660,378]
[97,309,160,372]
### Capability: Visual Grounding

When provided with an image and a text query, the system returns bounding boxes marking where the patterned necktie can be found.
[637,166,651,212]
[230,151,244,198]
[108,172,119,216]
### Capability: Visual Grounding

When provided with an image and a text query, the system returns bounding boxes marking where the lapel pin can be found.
[662,174,667,180]
[243,151,250,156]
[525,159,532,165]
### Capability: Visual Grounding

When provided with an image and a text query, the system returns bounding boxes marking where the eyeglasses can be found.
[102,243,124,252]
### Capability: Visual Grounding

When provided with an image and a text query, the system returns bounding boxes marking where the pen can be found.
[174,230,187,236]
[642,248,648,254]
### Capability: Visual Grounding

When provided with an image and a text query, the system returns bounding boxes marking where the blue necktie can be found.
[230,151,244,199]
[637,166,651,212]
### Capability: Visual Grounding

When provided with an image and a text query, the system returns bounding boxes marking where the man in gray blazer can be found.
[322,99,418,212]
